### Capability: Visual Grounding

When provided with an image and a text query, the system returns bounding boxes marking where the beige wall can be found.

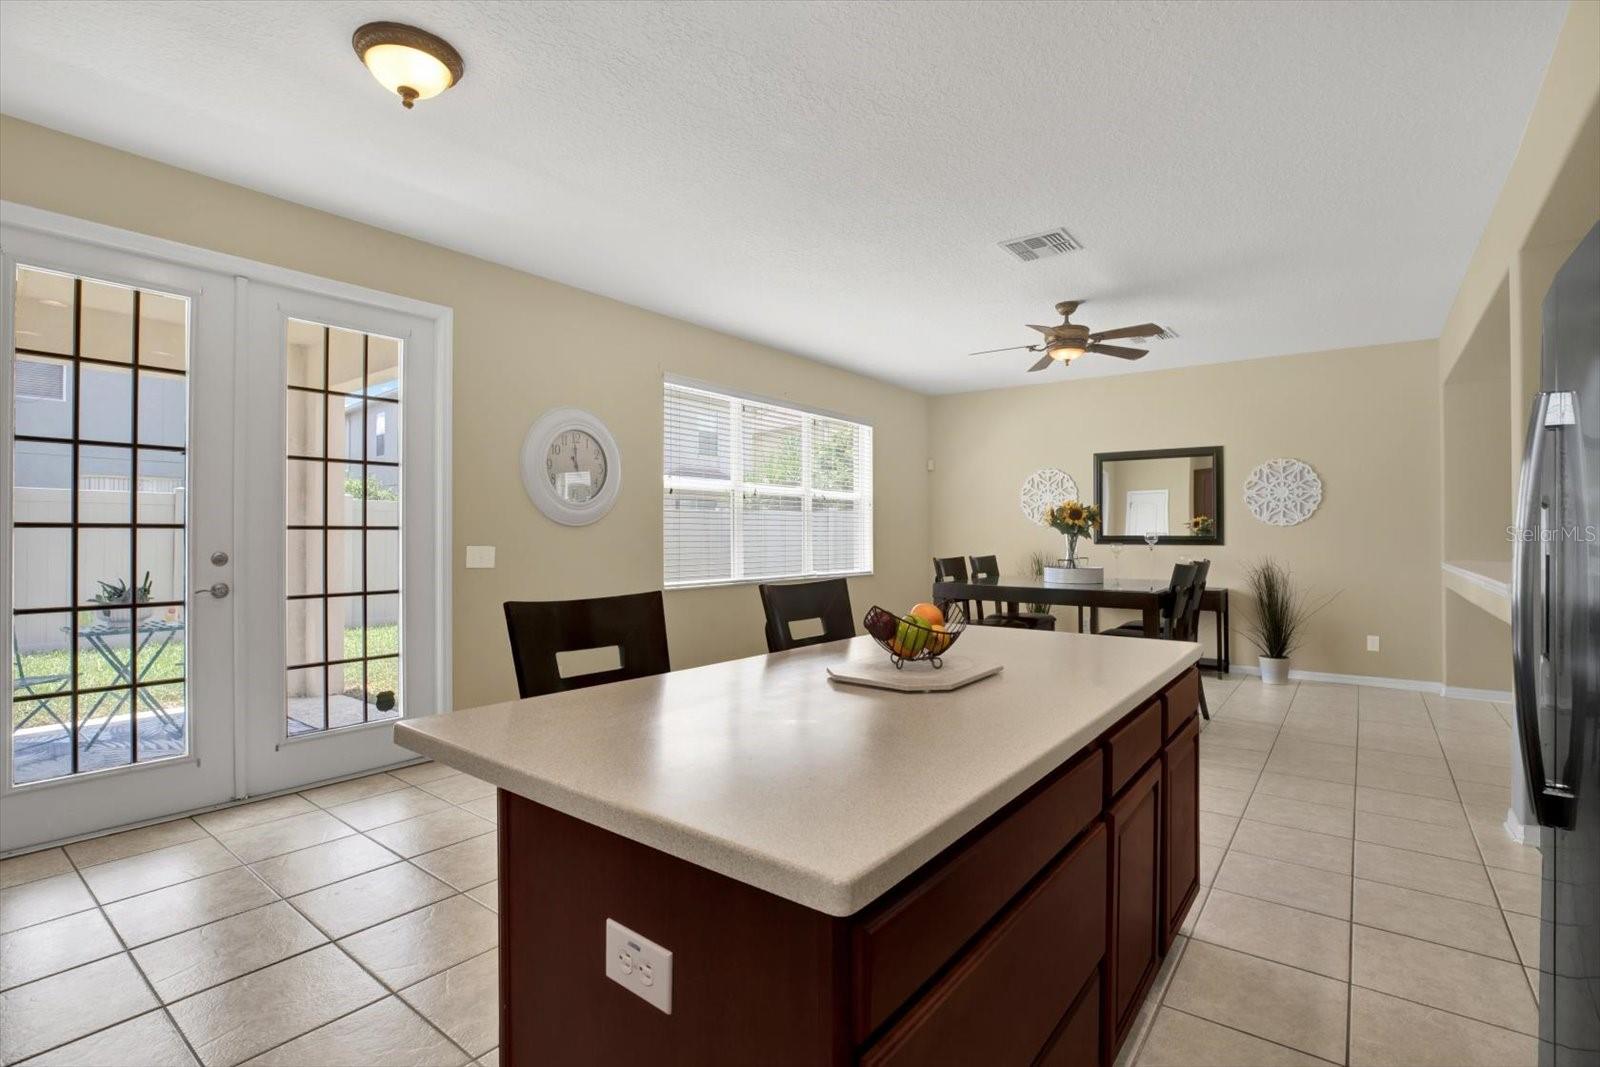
[0,116,932,709]
[929,342,1442,681]
[1435,0,1599,694]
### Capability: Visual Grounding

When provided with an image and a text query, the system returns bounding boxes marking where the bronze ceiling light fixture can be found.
[352,22,464,109]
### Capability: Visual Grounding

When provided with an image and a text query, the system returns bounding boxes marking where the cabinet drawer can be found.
[1162,668,1201,739]
[1035,972,1101,1067]
[1104,699,1162,800]
[854,750,1103,1042]
[862,824,1108,1067]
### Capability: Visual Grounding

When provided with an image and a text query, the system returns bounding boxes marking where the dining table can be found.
[932,573,1231,673]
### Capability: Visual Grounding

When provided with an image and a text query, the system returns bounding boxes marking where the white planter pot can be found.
[1259,656,1291,684]
[1043,564,1104,586]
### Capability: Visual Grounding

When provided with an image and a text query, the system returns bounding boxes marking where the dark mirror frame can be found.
[1093,446,1224,546]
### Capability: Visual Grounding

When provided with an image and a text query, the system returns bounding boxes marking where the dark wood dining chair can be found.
[967,555,1056,631]
[758,578,855,652]
[932,556,1008,627]
[1099,562,1192,640]
[503,591,671,699]
[1099,560,1210,720]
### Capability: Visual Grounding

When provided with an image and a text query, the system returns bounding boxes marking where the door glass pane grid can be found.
[284,321,401,736]
[10,267,190,785]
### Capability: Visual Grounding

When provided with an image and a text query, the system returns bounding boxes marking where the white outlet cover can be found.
[605,918,672,1014]
[1366,635,1381,652]
[465,545,496,569]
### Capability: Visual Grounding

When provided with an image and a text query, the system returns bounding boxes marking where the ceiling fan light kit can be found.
[971,300,1165,373]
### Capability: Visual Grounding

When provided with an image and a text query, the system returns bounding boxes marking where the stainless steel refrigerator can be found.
[1514,220,1599,1066]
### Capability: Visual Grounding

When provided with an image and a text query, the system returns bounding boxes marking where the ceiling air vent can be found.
[1147,328,1180,342]
[999,228,1083,262]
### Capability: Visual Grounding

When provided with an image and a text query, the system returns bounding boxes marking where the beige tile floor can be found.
[0,676,1547,1066]
[0,763,500,1067]
[1121,675,1550,1067]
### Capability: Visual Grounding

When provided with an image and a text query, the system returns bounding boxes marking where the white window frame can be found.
[663,375,873,589]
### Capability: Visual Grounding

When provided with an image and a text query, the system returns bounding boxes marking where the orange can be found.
[909,602,944,627]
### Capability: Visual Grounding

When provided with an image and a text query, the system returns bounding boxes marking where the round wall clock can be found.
[520,408,622,525]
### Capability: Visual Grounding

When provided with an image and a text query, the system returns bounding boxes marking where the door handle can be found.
[1512,391,1573,829]
[194,582,231,599]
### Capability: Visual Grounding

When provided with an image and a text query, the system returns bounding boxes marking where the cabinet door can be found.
[1162,717,1200,952]
[861,825,1107,1067]
[1105,760,1162,1058]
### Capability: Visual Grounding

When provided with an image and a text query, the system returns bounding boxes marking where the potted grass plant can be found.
[1241,558,1336,684]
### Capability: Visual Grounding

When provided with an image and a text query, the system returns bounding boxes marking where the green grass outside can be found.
[13,621,400,728]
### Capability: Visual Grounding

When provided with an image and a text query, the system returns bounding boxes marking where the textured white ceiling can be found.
[0,1,1567,393]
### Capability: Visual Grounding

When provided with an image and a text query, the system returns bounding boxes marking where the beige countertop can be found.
[396,628,1199,916]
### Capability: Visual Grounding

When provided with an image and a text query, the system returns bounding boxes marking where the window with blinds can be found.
[663,380,873,587]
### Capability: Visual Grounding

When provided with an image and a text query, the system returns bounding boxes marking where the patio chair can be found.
[12,632,71,738]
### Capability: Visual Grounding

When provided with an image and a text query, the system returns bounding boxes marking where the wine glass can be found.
[1144,530,1159,553]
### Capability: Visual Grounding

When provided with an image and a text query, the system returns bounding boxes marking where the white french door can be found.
[1,229,237,850]
[1,208,450,852]
[236,283,447,796]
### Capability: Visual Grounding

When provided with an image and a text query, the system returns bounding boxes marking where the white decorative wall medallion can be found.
[1244,458,1323,526]
[1020,468,1079,525]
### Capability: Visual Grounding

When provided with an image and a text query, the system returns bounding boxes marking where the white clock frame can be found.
[520,407,623,525]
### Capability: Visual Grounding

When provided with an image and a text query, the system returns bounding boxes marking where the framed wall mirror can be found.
[1094,446,1224,545]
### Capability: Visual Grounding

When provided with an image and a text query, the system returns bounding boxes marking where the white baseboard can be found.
[1224,664,1510,702]
[1501,809,1549,849]
[1442,685,1514,702]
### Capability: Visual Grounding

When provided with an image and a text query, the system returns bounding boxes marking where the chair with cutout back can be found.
[503,591,671,699]
[758,578,855,653]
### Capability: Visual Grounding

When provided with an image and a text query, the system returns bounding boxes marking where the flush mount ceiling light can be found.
[352,22,464,109]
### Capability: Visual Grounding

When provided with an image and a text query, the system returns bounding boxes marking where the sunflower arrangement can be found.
[1187,514,1214,536]
[1045,499,1101,566]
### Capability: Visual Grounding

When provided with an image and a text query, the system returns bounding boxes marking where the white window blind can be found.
[664,381,872,588]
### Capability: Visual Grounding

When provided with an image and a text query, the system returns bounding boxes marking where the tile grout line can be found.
[1159,1004,1343,1066]
[1346,687,1363,1066]
[1,770,493,1066]
[1138,676,1299,1065]
[1426,699,1545,1009]
[180,776,487,1065]
[36,838,211,1067]
[1117,670,1247,1067]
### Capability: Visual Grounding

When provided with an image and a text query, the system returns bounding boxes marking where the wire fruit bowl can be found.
[862,603,967,669]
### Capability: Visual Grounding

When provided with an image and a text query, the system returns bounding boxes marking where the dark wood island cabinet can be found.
[399,631,1202,1067]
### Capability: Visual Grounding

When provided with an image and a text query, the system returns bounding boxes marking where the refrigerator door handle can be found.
[1512,391,1575,829]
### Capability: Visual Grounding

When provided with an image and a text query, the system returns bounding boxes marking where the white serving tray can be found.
[827,656,1004,693]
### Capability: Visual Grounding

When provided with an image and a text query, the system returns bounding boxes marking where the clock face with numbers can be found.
[546,429,608,503]
[521,409,622,525]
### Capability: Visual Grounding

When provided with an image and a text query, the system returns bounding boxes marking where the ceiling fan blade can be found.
[968,344,1037,356]
[1026,324,1059,337]
[1026,354,1056,372]
[1089,323,1163,342]
[1087,343,1147,360]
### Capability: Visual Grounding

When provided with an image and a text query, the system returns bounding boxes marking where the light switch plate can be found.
[465,545,496,569]
[605,918,672,1014]
[1366,634,1380,652]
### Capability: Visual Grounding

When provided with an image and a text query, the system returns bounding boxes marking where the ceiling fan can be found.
[970,301,1164,371]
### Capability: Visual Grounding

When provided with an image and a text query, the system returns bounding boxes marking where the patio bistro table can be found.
[67,615,186,748]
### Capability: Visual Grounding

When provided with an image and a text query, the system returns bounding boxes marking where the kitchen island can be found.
[396,627,1202,1067]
